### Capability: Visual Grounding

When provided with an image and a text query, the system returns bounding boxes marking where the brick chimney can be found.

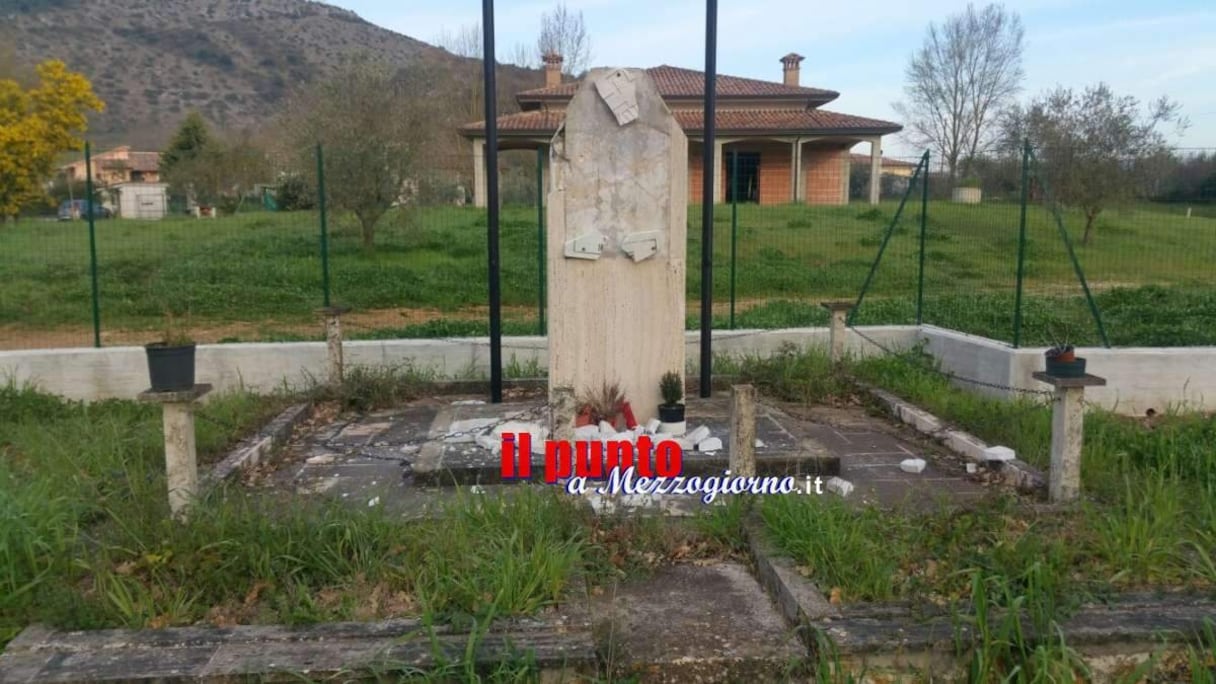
[542,51,563,88]
[780,53,804,87]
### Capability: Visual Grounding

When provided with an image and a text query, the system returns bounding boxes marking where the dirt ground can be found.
[0,299,778,350]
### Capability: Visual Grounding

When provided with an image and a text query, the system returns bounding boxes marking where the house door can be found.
[725,152,760,203]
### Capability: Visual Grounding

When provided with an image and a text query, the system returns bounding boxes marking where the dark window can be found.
[725,151,760,203]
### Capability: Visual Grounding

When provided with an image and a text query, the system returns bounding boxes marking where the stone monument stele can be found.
[546,68,688,436]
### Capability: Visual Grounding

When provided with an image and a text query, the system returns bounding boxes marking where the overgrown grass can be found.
[739,345,1216,681]
[0,379,751,658]
[5,200,1216,347]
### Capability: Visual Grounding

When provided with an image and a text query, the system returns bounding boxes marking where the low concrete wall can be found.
[0,327,919,403]
[920,326,1216,415]
[7,325,1214,415]
[917,326,1019,400]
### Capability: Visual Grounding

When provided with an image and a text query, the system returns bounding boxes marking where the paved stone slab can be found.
[252,395,994,516]
[0,618,597,683]
[784,405,989,507]
[593,562,807,681]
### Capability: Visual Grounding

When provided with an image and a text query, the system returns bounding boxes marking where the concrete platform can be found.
[593,562,808,682]
[248,393,989,515]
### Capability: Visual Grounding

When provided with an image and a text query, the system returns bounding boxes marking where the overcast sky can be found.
[333,0,1216,157]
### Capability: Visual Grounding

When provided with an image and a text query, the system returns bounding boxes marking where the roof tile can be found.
[518,65,838,100]
[462,108,900,136]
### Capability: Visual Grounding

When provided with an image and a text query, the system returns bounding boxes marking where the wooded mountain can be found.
[1,0,541,148]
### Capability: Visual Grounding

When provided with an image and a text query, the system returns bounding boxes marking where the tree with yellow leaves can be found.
[0,60,104,222]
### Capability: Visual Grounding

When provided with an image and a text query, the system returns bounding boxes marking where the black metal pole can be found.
[85,141,101,348]
[537,146,545,336]
[1013,141,1030,348]
[317,143,331,308]
[729,149,738,330]
[699,0,718,398]
[482,0,503,403]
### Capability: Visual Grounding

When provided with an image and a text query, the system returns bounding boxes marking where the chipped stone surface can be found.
[243,394,1004,515]
[547,68,686,428]
[593,563,805,681]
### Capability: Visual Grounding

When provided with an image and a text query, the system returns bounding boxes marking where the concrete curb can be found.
[0,617,597,682]
[743,521,839,647]
[742,515,1216,680]
[206,403,312,485]
[860,384,1047,494]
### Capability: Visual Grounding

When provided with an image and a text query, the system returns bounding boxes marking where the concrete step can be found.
[0,617,597,683]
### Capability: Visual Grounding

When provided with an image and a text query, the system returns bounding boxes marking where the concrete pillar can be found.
[869,137,882,205]
[473,139,487,208]
[713,139,725,205]
[821,301,854,363]
[1032,372,1107,503]
[319,307,348,387]
[840,149,851,204]
[791,140,802,203]
[729,384,757,477]
[139,384,212,521]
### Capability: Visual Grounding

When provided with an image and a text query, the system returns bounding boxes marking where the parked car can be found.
[57,199,112,220]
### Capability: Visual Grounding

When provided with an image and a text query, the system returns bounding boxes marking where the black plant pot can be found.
[145,343,196,392]
[658,404,685,423]
[1045,356,1086,378]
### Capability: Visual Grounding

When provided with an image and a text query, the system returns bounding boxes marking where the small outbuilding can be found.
[113,182,169,220]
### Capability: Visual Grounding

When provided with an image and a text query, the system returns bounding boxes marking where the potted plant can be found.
[657,371,685,435]
[1044,327,1086,377]
[145,310,196,392]
[577,381,625,430]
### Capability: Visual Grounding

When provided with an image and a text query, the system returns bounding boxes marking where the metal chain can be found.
[848,325,1054,398]
[194,410,249,434]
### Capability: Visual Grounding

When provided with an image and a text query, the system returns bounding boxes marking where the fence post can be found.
[729,384,756,477]
[537,146,546,336]
[85,141,102,348]
[319,306,348,387]
[730,149,739,329]
[916,151,930,325]
[138,384,212,522]
[316,144,331,309]
[821,301,854,363]
[1032,371,1105,503]
[1013,140,1031,348]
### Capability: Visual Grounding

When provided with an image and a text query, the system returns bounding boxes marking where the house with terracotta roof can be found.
[461,53,901,207]
[61,146,162,188]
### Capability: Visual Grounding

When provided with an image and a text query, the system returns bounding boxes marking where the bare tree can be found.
[509,43,535,70]
[283,56,441,250]
[435,24,532,68]
[536,2,591,75]
[1002,84,1187,245]
[434,23,481,59]
[894,3,1024,183]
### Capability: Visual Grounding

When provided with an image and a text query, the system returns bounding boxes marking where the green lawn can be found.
[2,199,1214,347]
